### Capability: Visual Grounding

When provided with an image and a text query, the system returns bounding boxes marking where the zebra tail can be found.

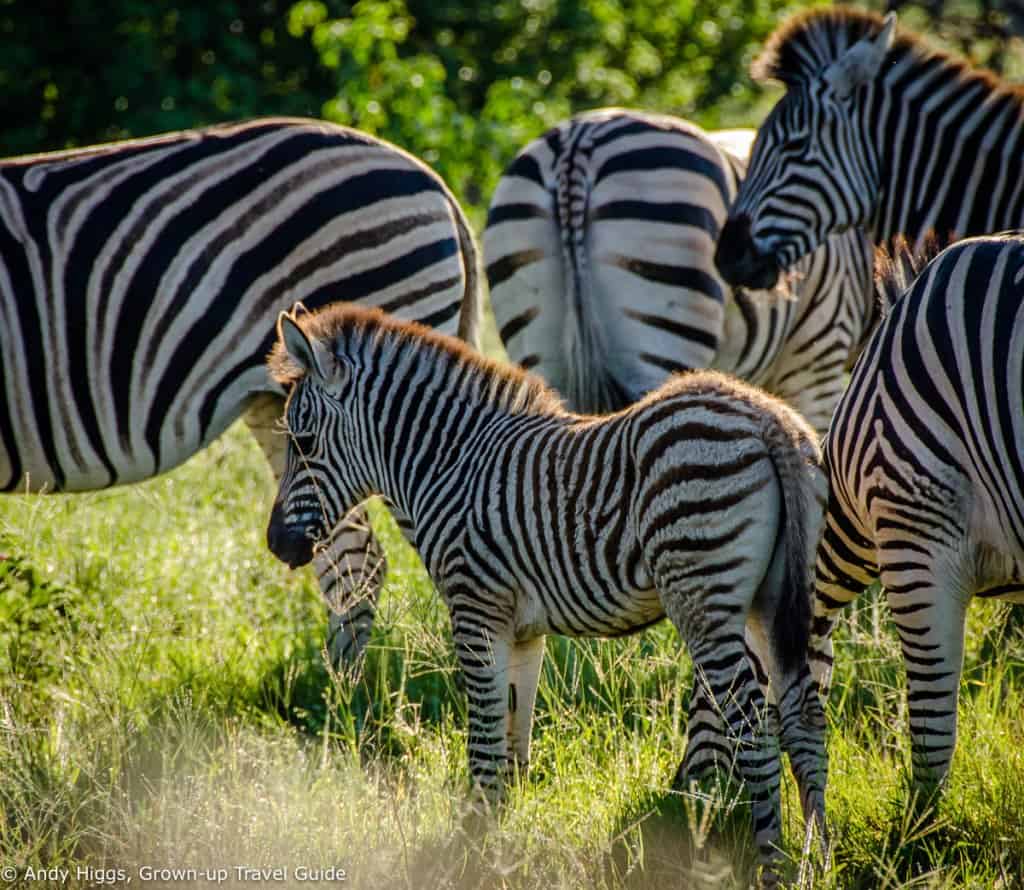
[553,131,629,412]
[764,412,826,673]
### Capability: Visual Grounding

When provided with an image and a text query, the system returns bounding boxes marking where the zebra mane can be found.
[269,304,565,417]
[873,233,946,311]
[753,6,951,88]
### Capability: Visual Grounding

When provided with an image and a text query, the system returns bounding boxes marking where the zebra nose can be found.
[267,503,315,569]
[715,214,780,290]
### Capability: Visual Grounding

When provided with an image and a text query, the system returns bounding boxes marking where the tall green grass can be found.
[1,421,1022,888]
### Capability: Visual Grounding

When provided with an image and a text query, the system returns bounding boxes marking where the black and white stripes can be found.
[485,108,874,434]
[265,303,829,877]
[0,116,481,665]
[716,8,1024,289]
[812,235,1024,789]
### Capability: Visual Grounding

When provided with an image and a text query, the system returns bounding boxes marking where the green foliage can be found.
[291,0,812,212]
[0,0,347,155]
[3,0,812,215]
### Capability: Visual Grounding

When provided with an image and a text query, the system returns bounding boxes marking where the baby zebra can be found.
[265,304,827,875]
[814,234,1024,793]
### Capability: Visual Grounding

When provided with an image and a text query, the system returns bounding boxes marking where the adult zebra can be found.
[813,234,1024,792]
[485,108,874,435]
[715,7,1024,290]
[264,302,828,880]
[0,117,481,664]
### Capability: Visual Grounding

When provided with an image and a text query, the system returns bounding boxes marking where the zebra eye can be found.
[290,430,316,456]
[781,134,808,153]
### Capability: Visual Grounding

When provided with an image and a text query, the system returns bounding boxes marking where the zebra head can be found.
[266,308,362,569]
[715,11,896,289]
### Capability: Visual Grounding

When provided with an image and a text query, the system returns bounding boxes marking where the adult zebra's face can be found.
[716,14,895,289]
[267,313,359,569]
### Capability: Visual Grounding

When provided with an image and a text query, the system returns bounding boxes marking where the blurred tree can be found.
[291,0,813,212]
[3,0,816,211]
[0,0,348,155]
[878,0,1024,76]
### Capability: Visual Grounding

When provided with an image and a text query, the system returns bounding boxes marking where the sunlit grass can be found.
[1,416,1022,888]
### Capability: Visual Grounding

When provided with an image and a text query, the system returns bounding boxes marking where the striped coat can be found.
[485,108,874,434]
[717,8,1024,290]
[0,117,480,663]
[814,235,1024,789]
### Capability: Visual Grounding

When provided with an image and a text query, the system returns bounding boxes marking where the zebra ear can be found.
[277,312,335,384]
[823,12,896,100]
[290,301,312,319]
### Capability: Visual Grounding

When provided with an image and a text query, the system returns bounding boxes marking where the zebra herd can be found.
[3,4,1023,884]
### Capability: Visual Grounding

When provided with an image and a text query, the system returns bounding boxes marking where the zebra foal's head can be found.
[715,9,896,289]
[266,304,362,569]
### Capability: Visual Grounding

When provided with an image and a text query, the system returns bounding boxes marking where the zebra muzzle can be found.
[715,214,781,290]
[267,503,316,569]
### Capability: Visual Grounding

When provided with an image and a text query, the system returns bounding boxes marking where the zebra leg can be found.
[505,636,546,777]
[243,394,386,670]
[316,510,386,669]
[881,557,970,794]
[678,627,768,786]
[747,614,828,844]
[670,610,783,877]
[449,603,515,805]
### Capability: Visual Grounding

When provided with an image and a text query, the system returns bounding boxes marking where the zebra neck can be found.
[870,51,1024,248]
[356,348,556,529]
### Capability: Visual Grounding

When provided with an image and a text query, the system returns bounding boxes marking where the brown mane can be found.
[872,233,946,313]
[269,304,565,416]
[752,5,1017,99]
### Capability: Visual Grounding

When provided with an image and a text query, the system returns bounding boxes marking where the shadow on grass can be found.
[600,781,759,890]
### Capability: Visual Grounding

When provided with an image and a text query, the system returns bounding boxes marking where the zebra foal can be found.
[814,234,1024,792]
[265,303,829,876]
[0,117,480,666]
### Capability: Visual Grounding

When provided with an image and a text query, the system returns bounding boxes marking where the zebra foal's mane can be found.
[268,304,565,417]
[752,5,1020,100]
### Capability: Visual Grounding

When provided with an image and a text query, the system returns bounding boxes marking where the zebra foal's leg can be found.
[243,394,386,669]
[505,636,546,776]
[746,615,827,846]
[663,592,784,880]
[448,592,518,806]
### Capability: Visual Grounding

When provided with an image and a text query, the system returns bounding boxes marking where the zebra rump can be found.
[0,116,481,671]
[485,107,874,435]
[265,303,829,878]
[0,117,479,493]
[813,233,1024,792]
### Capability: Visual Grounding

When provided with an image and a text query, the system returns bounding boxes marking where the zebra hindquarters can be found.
[485,151,576,399]
[875,519,972,794]
[639,450,787,875]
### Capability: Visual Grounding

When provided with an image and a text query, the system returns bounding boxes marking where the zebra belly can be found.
[975,542,1024,603]
[513,580,665,639]
[0,370,268,492]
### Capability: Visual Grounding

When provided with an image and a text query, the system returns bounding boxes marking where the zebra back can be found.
[485,109,739,413]
[0,118,479,492]
[828,233,1024,554]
